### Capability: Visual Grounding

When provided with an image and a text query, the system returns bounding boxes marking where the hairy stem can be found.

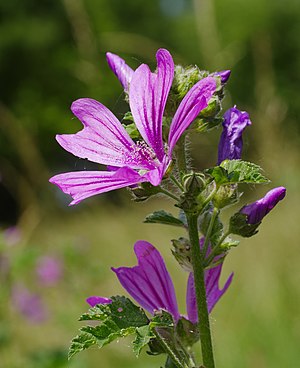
[186,213,215,368]
[202,207,219,257]
[153,329,187,368]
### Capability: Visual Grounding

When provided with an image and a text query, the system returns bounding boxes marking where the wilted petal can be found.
[186,265,233,324]
[218,106,251,164]
[49,167,145,205]
[112,240,180,320]
[106,52,134,92]
[240,186,286,224]
[86,296,112,307]
[129,49,174,162]
[168,77,216,154]
[57,98,155,170]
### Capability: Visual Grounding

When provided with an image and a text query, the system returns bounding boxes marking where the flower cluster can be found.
[51,48,286,367]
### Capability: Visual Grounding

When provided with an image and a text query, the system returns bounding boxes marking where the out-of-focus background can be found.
[0,0,299,367]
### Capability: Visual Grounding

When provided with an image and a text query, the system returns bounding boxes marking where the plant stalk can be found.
[186,213,215,368]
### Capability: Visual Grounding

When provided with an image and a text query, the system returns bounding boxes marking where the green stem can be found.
[170,175,184,191]
[205,230,231,267]
[186,213,215,368]
[175,135,187,176]
[153,329,187,368]
[202,207,219,257]
[159,187,181,202]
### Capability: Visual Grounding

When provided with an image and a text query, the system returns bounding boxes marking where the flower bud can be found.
[214,70,231,84]
[183,172,206,196]
[130,182,161,202]
[230,187,286,237]
[218,106,251,164]
[171,237,193,272]
[240,187,286,224]
[213,184,240,209]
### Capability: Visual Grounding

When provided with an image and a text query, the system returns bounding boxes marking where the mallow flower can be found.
[218,106,252,164]
[50,49,216,205]
[87,240,233,324]
[240,186,286,224]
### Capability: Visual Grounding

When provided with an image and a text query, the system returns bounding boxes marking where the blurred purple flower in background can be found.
[50,49,216,205]
[87,241,232,323]
[36,256,63,286]
[12,284,47,323]
[218,106,252,164]
[240,187,286,224]
[3,226,21,246]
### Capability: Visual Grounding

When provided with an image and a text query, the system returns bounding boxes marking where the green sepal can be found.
[175,317,199,347]
[229,212,261,238]
[69,296,149,359]
[131,182,161,202]
[206,160,270,185]
[144,210,185,227]
[213,184,240,209]
[194,116,223,133]
[220,237,240,251]
[199,210,223,246]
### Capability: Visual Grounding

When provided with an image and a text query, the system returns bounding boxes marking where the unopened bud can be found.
[213,185,239,209]
[171,237,192,272]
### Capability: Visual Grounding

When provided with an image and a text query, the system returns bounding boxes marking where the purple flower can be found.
[12,284,47,323]
[86,296,112,307]
[87,241,232,323]
[36,256,63,286]
[50,49,216,205]
[218,106,252,164]
[240,186,286,224]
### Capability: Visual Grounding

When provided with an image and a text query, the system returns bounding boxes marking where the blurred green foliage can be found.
[0,0,299,367]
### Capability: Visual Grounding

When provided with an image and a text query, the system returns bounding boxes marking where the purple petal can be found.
[186,265,233,324]
[213,70,231,84]
[240,186,286,224]
[217,106,252,164]
[129,49,174,162]
[168,77,216,155]
[112,240,180,320]
[57,98,156,171]
[106,52,134,92]
[86,296,112,307]
[49,167,145,205]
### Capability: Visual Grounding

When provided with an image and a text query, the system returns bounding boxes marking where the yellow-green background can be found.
[0,0,299,367]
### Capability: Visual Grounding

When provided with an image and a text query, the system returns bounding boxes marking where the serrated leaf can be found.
[69,296,149,359]
[206,160,269,185]
[144,210,185,227]
[68,332,97,359]
[133,311,174,357]
[133,325,153,357]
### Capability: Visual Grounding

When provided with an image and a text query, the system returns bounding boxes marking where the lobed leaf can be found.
[206,159,269,185]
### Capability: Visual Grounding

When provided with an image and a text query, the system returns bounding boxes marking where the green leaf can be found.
[206,160,269,185]
[133,325,154,357]
[133,310,174,357]
[69,296,149,359]
[144,210,185,227]
[68,332,97,359]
